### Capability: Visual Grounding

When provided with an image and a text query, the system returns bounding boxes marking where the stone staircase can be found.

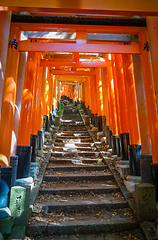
[26,103,142,239]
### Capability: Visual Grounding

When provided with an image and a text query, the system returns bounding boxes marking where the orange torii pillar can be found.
[122,54,141,176]
[48,70,53,114]
[87,77,91,112]
[45,68,49,116]
[48,69,53,126]
[80,84,82,102]
[31,54,43,136]
[12,52,27,155]
[17,52,39,179]
[84,77,91,115]
[70,85,74,99]
[111,55,122,156]
[57,81,61,105]
[146,17,158,113]
[139,31,158,182]
[31,54,44,160]
[101,67,108,135]
[95,68,103,131]
[0,11,11,121]
[38,67,46,131]
[53,76,58,109]
[132,54,152,182]
[101,67,110,138]
[84,78,88,108]
[106,59,118,152]
[111,54,121,137]
[0,26,20,166]
[90,75,98,126]
[81,81,85,105]
[114,54,129,160]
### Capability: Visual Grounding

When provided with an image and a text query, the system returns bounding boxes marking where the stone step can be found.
[51,151,100,157]
[39,186,120,195]
[54,142,94,147]
[55,138,93,143]
[56,135,90,139]
[60,124,85,127]
[59,131,88,134]
[49,158,102,164]
[27,104,139,238]
[27,213,137,236]
[46,165,107,172]
[38,199,128,213]
[53,146,97,152]
[43,172,113,181]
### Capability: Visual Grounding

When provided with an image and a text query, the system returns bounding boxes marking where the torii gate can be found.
[0,2,158,170]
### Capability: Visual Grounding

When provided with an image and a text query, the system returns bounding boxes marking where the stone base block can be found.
[8,226,26,240]
[0,207,11,219]
[120,165,130,178]
[16,177,34,190]
[97,132,103,140]
[124,180,139,193]
[135,183,156,222]
[0,232,4,240]
[116,164,130,178]
[38,150,43,157]
[85,116,90,126]
[119,160,129,165]
[55,117,60,127]
[30,162,39,179]
[0,216,14,235]
[9,186,31,226]
[126,175,141,183]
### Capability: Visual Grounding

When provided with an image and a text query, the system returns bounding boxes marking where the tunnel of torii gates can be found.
[1,5,158,184]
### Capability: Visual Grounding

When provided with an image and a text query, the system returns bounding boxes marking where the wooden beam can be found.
[20,41,140,54]
[61,82,81,85]
[57,76,85,81]
[1,0,158,16]
[51,70,96,76]
[41,60,111,67]
[12,23,146,34]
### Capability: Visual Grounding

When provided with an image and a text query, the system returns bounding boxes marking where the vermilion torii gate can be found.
[0,2,158,182]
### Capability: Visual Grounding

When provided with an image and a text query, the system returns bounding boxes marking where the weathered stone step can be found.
[45,169,109,176]
[55,138,93,143]
[46,165,107,172]
[49,159,102,165]
[38,199,128,213]
[53,146,96,152]
[58,131,88,134]
[56,135,90,139]
[60,124,85,127]
[27,214,137,236]
[54,142,94,147]
[43,172,113,181]
[39,186,119,195]
[51,151,100,157]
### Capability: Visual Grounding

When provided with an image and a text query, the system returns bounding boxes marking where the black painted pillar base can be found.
[116,137,121,157]
[140,154,152,183]
[120,133,130,160]
[30,134,39,162]
[16,146,32,179]
[44,115,48,132]
[94,114,98,128]
[151,163,158,200]
[98,116,102,132]
[108,129,113,149]
[105,125,109,145]
[112,135,118,155]
[128,144,142,176]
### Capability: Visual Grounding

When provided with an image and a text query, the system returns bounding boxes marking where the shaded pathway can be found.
[26,102,144,239]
